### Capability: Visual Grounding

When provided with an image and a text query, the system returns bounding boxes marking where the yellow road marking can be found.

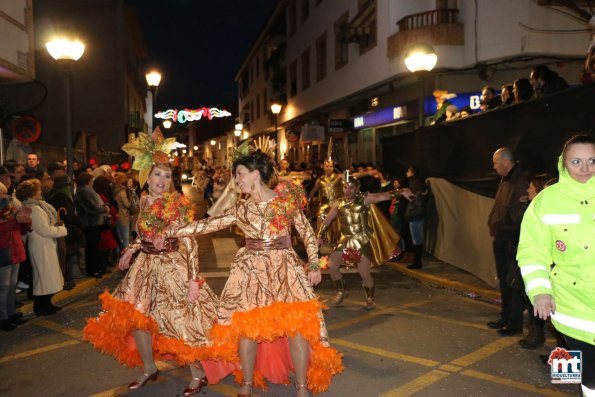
[0,340,80,364]
[327,299,431,332]
[379,369,451,397]
[449,337,518,367]
[400,309,489,330]
[439,363,462,372]
[35,319,83,339]
[462,369,573,397]
[332,338,440,368]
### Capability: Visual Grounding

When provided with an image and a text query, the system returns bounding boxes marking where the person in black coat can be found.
[47,176,84,289]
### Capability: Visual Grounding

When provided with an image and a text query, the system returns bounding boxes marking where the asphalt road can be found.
[0,184,581,397]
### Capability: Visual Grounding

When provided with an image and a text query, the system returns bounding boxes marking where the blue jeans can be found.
[0,263,19,320]
[116,225,130,248]
[409,219,424,245]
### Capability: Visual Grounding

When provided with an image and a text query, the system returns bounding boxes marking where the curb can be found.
[19,272,115,315]
[385,261,501,302]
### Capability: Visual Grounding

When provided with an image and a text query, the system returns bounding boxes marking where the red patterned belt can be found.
[140,238,179,254]
[244,235,292,251]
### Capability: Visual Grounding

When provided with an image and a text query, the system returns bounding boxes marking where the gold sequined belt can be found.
[244,236,291,251]
[140,238,179,254]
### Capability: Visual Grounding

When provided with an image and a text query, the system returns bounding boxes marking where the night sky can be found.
[126,0,277,112]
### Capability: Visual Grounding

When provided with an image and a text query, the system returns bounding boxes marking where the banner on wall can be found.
[300,124,325,143]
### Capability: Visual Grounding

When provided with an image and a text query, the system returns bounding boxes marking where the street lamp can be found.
[46,37,85,182]
[162,119,172,129]
[404,43,437,127]
[271,102,282,133]
[145,70,161,132]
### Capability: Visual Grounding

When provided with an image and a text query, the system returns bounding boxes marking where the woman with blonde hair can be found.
[16,179,67,316]
[84,130,226,396]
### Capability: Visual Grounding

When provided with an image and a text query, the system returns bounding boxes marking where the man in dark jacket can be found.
[487,148,529,337]
[74,172,108,277]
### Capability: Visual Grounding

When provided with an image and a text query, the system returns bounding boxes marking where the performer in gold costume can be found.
[317,172,409,310]
[308,158,342,244]
[83,130,227,396]
[162,150,342,397]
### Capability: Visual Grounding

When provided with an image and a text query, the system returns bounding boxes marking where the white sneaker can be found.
[16,281,29,289]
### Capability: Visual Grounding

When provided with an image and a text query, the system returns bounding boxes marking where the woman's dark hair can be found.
[530,173,552,194]
[513,78,534,103]
[232,150,275,184]
[409,176,426,194]
[77,172,93,187]
[93,176,112,197]
[562,134,595,163]
[500,84,514,105]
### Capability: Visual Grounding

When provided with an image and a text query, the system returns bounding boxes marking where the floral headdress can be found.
[121,127,179,187]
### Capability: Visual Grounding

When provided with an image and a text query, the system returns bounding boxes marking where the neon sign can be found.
[155,107,232,124]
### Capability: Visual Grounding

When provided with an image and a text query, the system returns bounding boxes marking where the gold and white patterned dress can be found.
[83,194,223,375]
[170,181,343,393]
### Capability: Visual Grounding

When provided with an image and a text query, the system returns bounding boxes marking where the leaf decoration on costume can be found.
[265,180,307,234]
[137,192,195,240]
[121,127,179,187]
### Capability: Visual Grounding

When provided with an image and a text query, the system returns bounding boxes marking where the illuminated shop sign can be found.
[352,105,408,129]
[155,107,232,124]
[353,91,481,129]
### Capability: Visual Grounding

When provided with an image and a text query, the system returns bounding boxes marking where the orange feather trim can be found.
[83,291,222,368]
[209,299,343,393]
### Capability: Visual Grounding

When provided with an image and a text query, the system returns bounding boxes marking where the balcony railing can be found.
[397,8,458,31]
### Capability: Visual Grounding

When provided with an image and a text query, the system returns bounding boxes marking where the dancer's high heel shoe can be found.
[127,369,159,389]
[183,376,207,396]
[236,380,252,397]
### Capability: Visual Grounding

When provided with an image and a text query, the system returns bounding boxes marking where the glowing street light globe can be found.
[404,43,437,73]
[210,139,216,146]
[46,38,85,61]
[145,71,162,87]
[162,120,172,129]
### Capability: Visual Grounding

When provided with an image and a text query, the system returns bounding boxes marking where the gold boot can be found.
[363,284,376,310]
[331,279,347,305]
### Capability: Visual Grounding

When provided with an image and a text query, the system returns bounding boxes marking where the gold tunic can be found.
[318,173,342,208]
[315,173,342,244]
[335,193,374,260]
[332,193,400,266]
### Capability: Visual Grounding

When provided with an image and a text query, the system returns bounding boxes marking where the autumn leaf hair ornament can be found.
[121,127,180,187]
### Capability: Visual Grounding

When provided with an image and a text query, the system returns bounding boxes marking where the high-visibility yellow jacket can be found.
[517,156,595,345]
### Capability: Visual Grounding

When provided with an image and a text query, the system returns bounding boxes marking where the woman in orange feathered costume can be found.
[83,131,228,396]
[161,150,343,397]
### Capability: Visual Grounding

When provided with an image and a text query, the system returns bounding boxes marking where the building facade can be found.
[1,0,149,165]
[236,0,589,168]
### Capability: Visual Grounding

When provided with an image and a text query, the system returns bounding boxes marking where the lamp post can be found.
[46,38,85,182]
[145,70,161,132]
[270,103,282,160]
[404,43,437,127]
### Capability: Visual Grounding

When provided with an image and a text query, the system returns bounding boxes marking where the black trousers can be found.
[84,226,102,276]
[564,335,595,389]
[492,234,526,330]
